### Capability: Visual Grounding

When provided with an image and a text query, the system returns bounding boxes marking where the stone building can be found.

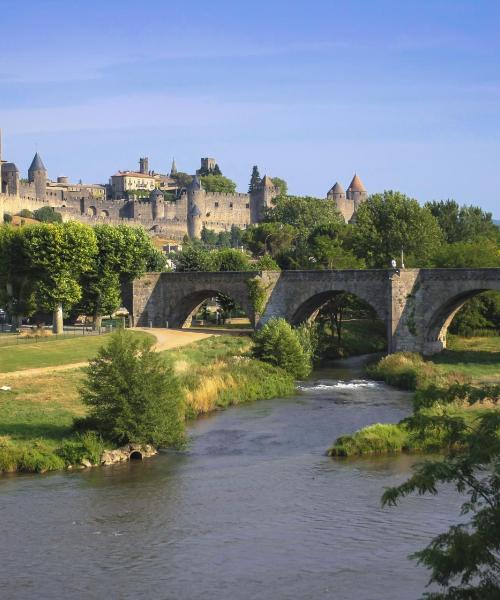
[0,131,368,239]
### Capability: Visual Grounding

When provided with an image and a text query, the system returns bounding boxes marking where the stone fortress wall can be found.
[0,136,368,240]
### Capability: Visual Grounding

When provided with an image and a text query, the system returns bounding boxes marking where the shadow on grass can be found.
[0,422,73,442]
[431,349,500,366]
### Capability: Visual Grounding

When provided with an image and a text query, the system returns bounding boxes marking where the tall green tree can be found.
[80,225,162,329]
[431,238,500,268]
[248,166,261,192]
[80,330,185,447]
[23,222,97,333]
[0,226,36,326]
[271,177,288,196]
[201,174,236,193]
[352,191,443,267]
[425,200,498,243]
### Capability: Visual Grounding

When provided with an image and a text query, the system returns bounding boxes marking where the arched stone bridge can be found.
[124,269,500,355]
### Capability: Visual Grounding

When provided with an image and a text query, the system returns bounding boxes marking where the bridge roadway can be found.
[124,268,500,355]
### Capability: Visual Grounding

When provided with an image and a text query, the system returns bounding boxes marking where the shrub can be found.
[255,254,280,271]
[79,330,186,447]
[252,317,312,378]
[33,206,63,223]
[19,209,34,218]
[57,432,106,465]
[3,213,12,223]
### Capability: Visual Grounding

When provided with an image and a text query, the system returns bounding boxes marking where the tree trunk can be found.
[93,312,103,331]
[52,303,64,335]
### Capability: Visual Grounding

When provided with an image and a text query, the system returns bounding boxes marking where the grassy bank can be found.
[328,335,500,458]
[0,331,154,373]
[0,335,294,474]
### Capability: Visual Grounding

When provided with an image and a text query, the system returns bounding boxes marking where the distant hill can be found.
[494,219,500,226]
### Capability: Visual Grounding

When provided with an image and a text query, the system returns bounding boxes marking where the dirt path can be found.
[0,328,216,380]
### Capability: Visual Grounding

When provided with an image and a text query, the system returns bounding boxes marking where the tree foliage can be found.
[352,191,443,267]
[252,317,312,378]
[249,165,261,192]
[425,200,498,243]
[382,385,500,599]
[201,174,237,193]
[80,330,185,447]
[33,206,63,223]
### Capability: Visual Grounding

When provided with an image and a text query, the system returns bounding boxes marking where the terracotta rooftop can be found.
[347,173,366,193]
[329,181,345,195]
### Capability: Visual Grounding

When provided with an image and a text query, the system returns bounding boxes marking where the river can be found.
[0,356,462,600]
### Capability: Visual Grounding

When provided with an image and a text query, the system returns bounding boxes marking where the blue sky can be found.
[1,0,499,217]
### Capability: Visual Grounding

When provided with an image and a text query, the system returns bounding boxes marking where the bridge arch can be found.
[290,289,385,326]
[173,289,252,328]
[423,285,500,354]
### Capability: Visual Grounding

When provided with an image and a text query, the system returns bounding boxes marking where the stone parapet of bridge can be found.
[126,268,500,355]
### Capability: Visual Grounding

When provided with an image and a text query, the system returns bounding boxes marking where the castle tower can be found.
[187,175,205,238]
[139,157,149,174]
[249,174,278,224]
[150,188,165,220]
[28,152,47,200]
[2,163,20,195]
[170,158,177,176]
[346,173,368,211]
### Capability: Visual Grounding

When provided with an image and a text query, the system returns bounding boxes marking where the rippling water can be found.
[0,357,461,600]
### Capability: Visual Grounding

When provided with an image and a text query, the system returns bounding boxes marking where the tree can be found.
[171,171,193,189]
[19,209,33,219]
[33,206,63,223]
[431,238,500,268]
[23,222,97,333]
[80,225,161,330]
[80,330,185,447]
[255,254,280,271]
[214,248,252,272]
[382,386,500,599]
[200,226,218,246]
[265,195,342,233]
[307,223,364,269]
[425,200,498,243]
[230,225,243,248]
[200,174,237,193]
[252,317,312,378]
[242,222,297,258]
[352,191,443,267]
[449,292,500,336]
[249,165,261,192]
[0,226,36,326]
[271,177,288,196]
[172,244,217,271]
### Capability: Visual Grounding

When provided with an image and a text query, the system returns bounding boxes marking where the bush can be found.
[79,330,186,447]
[57,432,106,465]
[33,206,63,223]
[255,254,280,271]
[19,209,34,218]
[328,423,409,457]
[252,317,312,378]
[3,213,12,223]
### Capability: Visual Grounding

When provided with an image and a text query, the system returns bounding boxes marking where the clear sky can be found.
[1,0,499,217]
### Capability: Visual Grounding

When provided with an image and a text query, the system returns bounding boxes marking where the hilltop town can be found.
[0,131,368,240]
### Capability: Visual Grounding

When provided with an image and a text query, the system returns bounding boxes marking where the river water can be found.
[0,357,462,600]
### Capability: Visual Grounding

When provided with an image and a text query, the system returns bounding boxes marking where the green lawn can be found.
[430,335,500,382]
[0,330,154,373]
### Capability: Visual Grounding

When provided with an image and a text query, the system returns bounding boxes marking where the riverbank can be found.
[328,335,500,457]
[0,333,294,474]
